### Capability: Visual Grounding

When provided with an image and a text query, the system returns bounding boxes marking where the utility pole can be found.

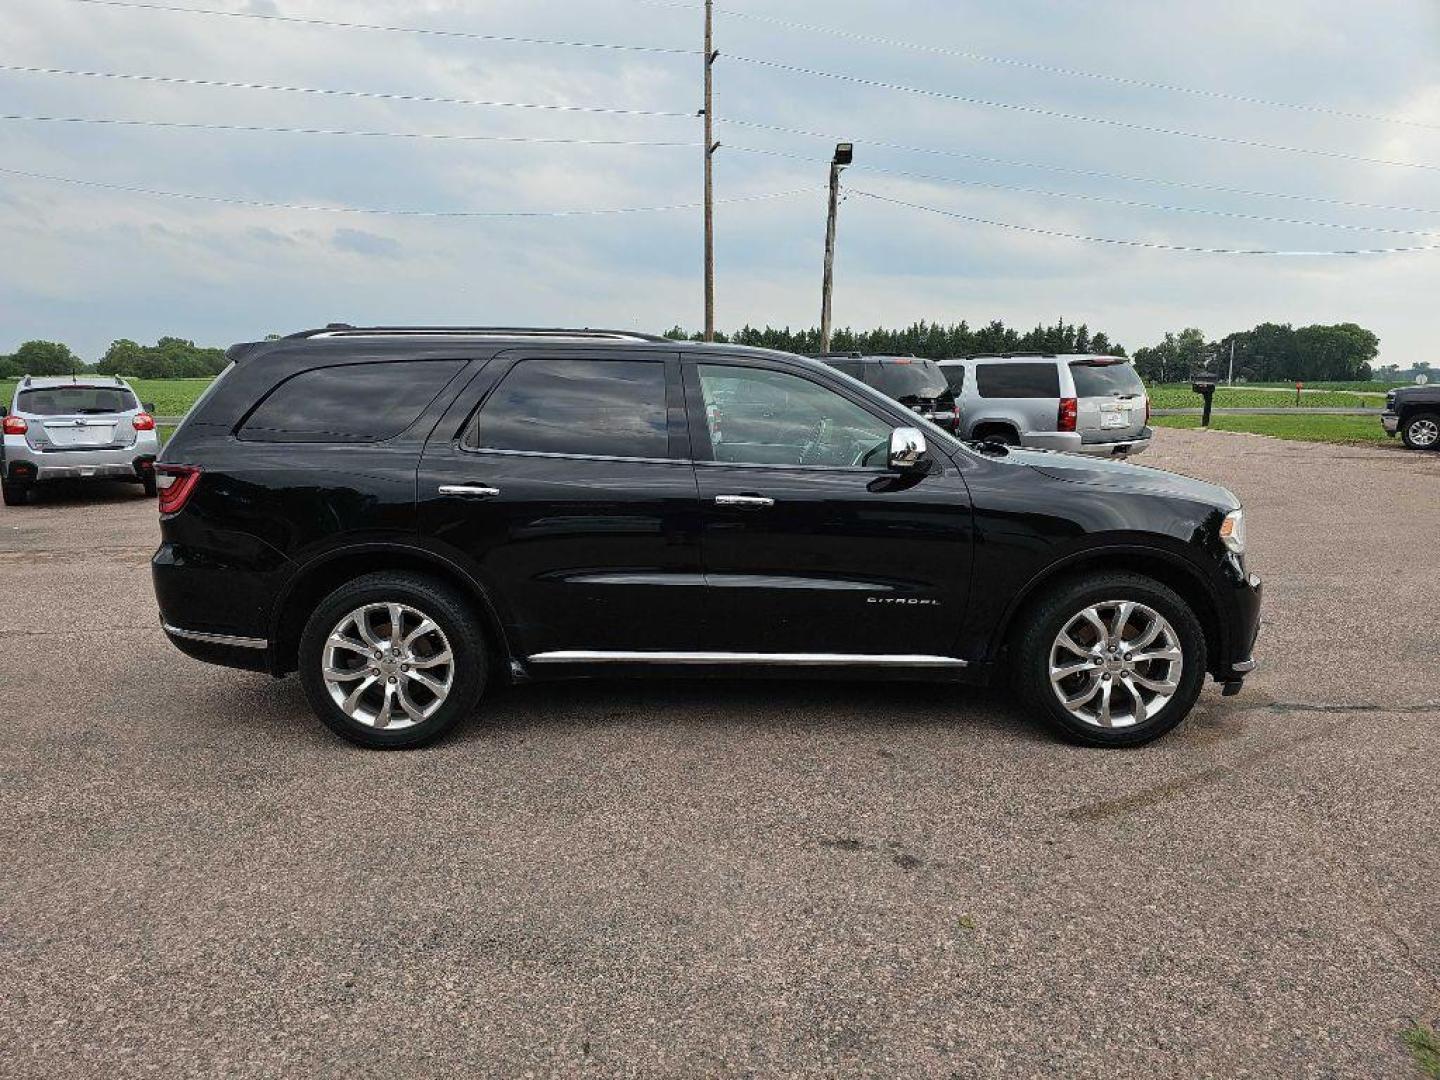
[818,142,853,354]
[1227,338,1236,385]
[702,0,716,342]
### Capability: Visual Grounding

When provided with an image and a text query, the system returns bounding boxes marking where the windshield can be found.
[868,360,950,404]
[1070,361,1144,398]
[16,387,138,415]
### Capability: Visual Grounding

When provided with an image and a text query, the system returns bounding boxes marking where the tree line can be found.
[664,319,1125,358]
[0,337,229,380]
[1131,323,1380,383]
[3,318,1390,385]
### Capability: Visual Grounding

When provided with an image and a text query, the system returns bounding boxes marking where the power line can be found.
[0,63,693,120]
[0,113,698,147]
[725,143,1440,217]
[848,189,1440,256]
[691,5,1440,132]
[64,0,696,55]
[0,164,811,216]
[726,55,1440,172]
[850,168,1440,237]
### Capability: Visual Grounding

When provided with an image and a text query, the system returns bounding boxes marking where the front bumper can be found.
[1381,412,1400,436]
[1217,568,1263,689]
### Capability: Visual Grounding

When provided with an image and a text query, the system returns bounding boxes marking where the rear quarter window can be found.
[239,360,464,443]
[975,363,1060,399]
[1070,362,1144,398]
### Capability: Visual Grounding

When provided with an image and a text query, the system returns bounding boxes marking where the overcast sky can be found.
[3,0,1438,362]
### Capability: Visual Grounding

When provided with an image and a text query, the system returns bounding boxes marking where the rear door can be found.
[1070,359,1147,443]
[417,349,705,657]
[16,384,139,450]
[684,355,973,657]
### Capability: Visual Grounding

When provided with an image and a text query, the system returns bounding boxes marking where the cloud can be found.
[0,0,1436,361]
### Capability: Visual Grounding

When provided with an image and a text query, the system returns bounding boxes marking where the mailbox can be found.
[1191,371,1219,426]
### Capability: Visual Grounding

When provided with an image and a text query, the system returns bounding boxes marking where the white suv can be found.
[938,353,1152,456]
[2,376,160,505]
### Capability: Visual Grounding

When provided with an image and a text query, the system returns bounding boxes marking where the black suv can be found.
[1382,384,1440,450]
[817,354,959,432]
[153,326,1262,749]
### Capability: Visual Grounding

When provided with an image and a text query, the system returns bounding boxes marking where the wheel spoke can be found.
[1096,679,1114,726]
[1125,617,1163,652]
[1131,647,1182,665]
[1119,675,1148,723]
[396,681,430,723]
[387,604,405,647]
[403,618,437,648]
[1063,674,1102,708]
[374,681,396,728]
[405,668,448,696]
[1050,658,1098,683]
[353,611,385,650]
[408,648,452,670]
[1056,630,1094,659]
[1129,671,1178,695]
[327,633,369,656]
[1111,601,1136,645]
[1080,607,1109,646]
[323,665,368,681]
[341,674,377,716]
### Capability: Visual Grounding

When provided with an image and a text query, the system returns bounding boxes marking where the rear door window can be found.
[240,360,464,442]
[975,363,1060,398]
[1070,361,1145,398]
[17,387,138,415]
[465,358,670,459]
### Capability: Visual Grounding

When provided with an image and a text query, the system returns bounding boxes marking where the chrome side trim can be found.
[526,651,967,668]
[163,622,268,650]
[1231,658,1258,673]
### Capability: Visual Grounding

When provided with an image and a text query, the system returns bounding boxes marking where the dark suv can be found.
[153,326,1261,750]
[817,354,959,432]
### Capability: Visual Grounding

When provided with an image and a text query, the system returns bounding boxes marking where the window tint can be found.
[17,387,138,415]
[697,364,892,468]
[1070,361,1144,398]
[940,366,966,394]
[241,360,463,443]
[467,358,669,459]
[975,362,1060,399]
[826,359,864,379]
[866,360,949,404]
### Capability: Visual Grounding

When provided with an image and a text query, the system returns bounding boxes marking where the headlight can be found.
[1218,508,1245,556]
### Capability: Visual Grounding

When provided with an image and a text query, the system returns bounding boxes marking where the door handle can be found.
[438,484,501,498]
[715,494,774,509]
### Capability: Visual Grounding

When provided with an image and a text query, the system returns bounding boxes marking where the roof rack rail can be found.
[285,325,673,344]
[958,351,1061,360]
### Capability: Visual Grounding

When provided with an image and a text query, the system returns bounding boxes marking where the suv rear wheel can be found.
[1012,572,1207,747]
[1401,412,1439,451]
[298,571,488,749]
[2,479,29,507]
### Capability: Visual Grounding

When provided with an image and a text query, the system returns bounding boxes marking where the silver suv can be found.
[938,353,1152,456]
[2,376,161,506]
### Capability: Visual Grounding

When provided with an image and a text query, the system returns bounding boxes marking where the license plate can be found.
[48,425,115,447]
[1101,410,1127,429]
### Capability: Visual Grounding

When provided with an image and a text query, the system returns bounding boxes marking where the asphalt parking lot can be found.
[2,428,1437,1078]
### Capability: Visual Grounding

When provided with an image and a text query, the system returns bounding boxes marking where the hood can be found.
[996,446,1240,509]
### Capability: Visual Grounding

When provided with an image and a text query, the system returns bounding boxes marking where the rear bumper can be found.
[161,620,271,673]
[1381,412,1400,436]
[1075,427,1153,457]
[3,436,158,482]
[1020,428,1152,456]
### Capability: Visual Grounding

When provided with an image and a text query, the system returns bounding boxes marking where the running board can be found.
[525,651,967,668]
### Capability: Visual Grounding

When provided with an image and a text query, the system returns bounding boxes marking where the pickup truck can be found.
[1382,385,1440,450]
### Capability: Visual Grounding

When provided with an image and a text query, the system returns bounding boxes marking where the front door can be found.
[418,350,704,657]
[684,357,974,658]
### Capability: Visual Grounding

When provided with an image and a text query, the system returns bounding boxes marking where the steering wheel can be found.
[798,417,832,465]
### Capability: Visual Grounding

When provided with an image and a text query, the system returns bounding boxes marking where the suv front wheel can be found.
[1012,572,1207,747]
[298,571,488,749]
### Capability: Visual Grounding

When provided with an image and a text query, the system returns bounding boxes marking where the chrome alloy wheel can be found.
[1408,418,1439,447]
[1048,600,1182,729]
[322,603,455,729]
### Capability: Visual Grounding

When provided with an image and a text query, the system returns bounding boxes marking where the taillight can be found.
[1058,397,1078,432]
[132,412,156,431]
[156,465,201,515]
[2,415,27,435]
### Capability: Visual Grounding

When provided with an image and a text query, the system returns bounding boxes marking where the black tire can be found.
[2,480,29,507]
[1400,412,1440,451]
[298,571,488,749]
[981,428,1020,447]
[142,472,158,498]
[1010,571,1208,748]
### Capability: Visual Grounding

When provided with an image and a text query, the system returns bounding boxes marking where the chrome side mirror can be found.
[888,426,928,472]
